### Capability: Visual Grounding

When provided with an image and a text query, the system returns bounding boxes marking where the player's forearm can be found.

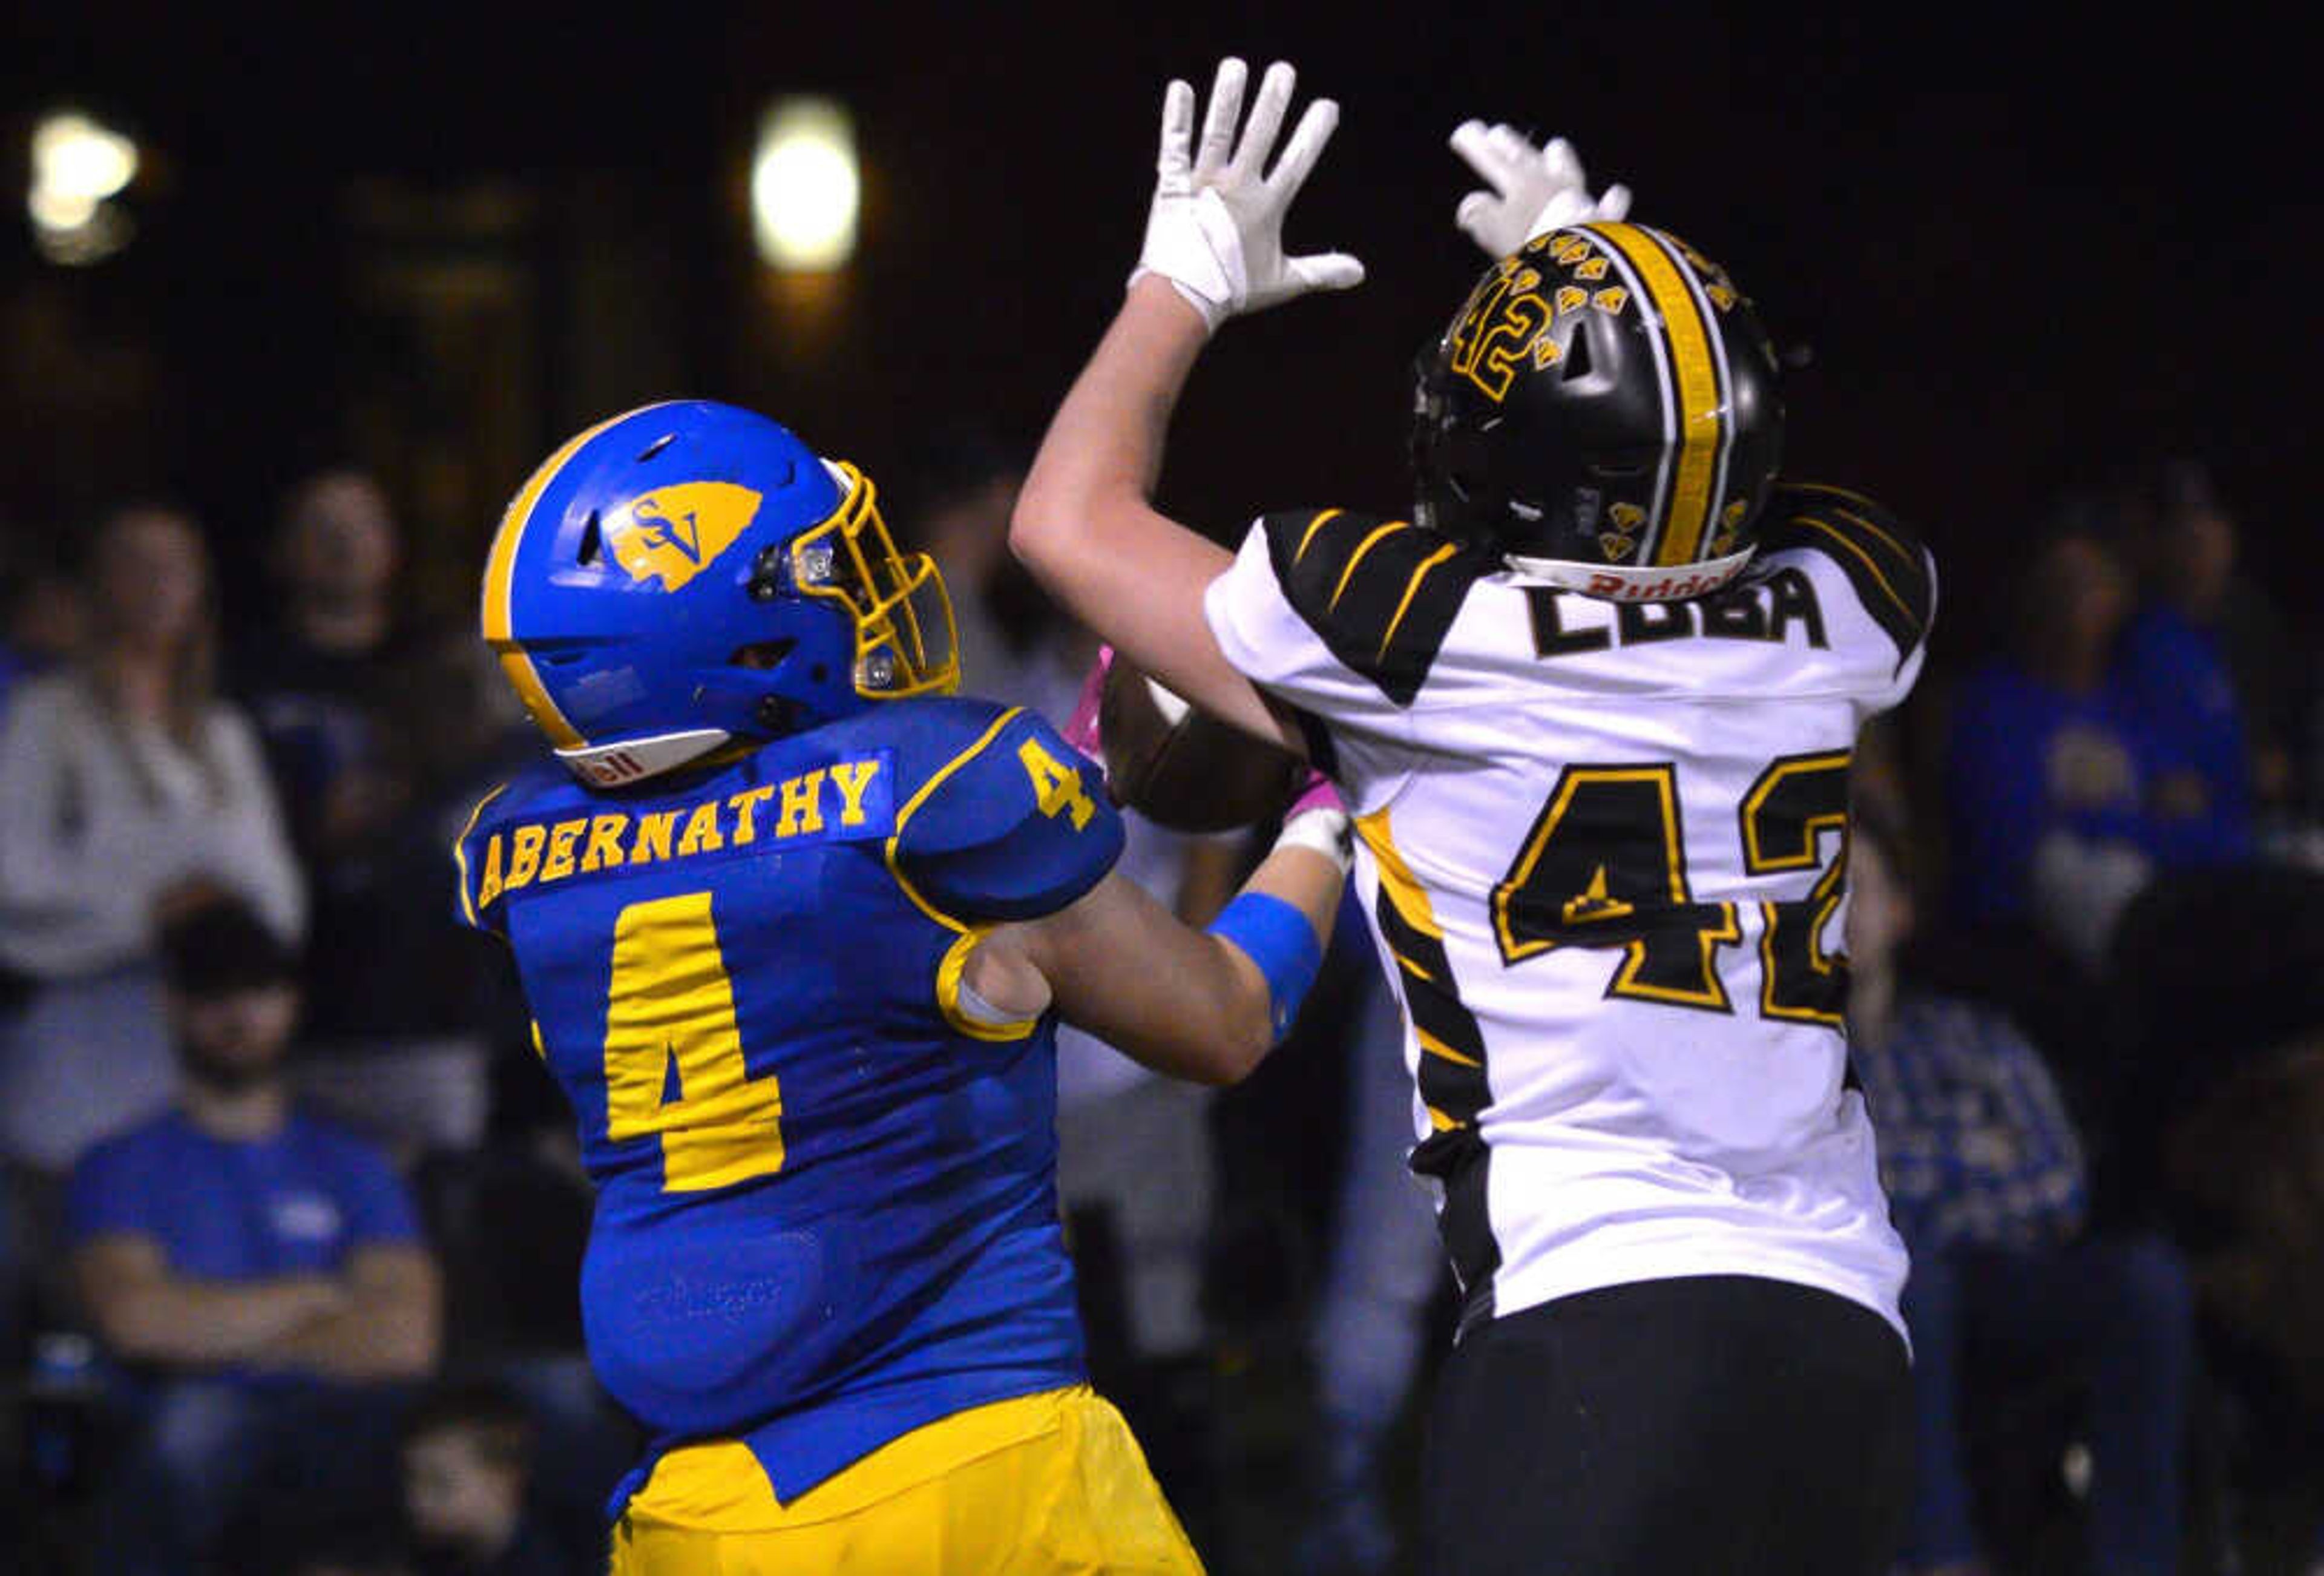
[1023,853,1331,1086]
[1125,932,1280,1086]
[1207,839,1344,1062]
[1233,843,1342,965]
[1010,284,1292,748]
[1091,827,1347,1085]
[1014,276,1209,562]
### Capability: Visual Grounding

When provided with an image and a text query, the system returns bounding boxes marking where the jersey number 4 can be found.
[602,891,785,1192]
[1491,752,1851,1025]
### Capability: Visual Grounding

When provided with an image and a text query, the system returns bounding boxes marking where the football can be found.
[1098,655,1308,834]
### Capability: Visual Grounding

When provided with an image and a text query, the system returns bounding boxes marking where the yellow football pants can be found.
[608,1384,1205,1574]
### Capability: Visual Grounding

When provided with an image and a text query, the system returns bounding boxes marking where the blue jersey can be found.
[455,697,1123,1500]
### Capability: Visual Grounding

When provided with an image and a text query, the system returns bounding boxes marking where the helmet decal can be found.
[603,481,763,592]
[1446,261,1553,404]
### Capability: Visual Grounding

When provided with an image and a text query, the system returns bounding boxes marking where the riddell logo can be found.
[1586,563,1744,602]
[577,751,648,787]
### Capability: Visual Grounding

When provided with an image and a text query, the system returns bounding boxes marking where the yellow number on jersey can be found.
[1017,738,1096,830]
[602,891,783,1192]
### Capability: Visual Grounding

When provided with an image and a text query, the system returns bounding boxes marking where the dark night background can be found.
[7,10,2324,1570]
[4,2,2316,668]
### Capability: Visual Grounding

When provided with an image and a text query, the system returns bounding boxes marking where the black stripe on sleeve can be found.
[1261,508,1486,706]
[1758,484,1934,667]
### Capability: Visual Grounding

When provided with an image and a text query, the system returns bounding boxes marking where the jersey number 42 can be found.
[1492,751,1851,1026]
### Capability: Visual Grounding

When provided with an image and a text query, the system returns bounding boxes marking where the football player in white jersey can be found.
[1011,57,1932,1575]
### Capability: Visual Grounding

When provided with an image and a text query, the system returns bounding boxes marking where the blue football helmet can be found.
[481,400,959,786]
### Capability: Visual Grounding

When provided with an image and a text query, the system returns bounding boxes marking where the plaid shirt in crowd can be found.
[1853,991,2089,1254]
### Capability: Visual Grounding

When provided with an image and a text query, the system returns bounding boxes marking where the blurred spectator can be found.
[2112,458,2282,862]
[2165,1031,2324,1406]
[1939,510,2161,972]
[65,890,439,1575]
[0,527,87,714]
[228,469,501,1155]
[0,503,304,1178]
[1293,913,1446,1576]
[896,425,1059,701]
[1849,813,2198,1576]
[1052,796,1241,1545]
[399,1379,568,1576]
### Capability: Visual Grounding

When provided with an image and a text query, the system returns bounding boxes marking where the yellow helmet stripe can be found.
[480,404,678,749]
[1590,225,1724,566]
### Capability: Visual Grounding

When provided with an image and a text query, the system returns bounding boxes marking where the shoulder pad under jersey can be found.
[888,698,1124,925]
[1258,508,1490,705]
[1754,484,1935,668]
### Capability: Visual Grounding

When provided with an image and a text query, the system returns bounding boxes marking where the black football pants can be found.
[1420,1274,1912,1575]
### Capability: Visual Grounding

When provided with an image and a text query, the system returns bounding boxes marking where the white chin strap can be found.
[1502,547,1756,602]
[556,727,734,788]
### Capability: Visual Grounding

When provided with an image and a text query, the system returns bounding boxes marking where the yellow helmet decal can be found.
[605,482,763,592]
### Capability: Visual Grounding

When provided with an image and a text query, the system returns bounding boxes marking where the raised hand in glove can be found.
[1132,57,1365,332]
[1448,120,1632,258]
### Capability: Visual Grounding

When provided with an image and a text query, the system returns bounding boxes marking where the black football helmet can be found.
[1412,222,1784,600]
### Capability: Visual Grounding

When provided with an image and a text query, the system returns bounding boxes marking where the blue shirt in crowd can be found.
[2112,602,2256,866]
[66,1108,422,1289]
[1941,663,2162,927]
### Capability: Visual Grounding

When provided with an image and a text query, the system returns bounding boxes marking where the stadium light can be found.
[752,97,858,272]
[28,109,139,266]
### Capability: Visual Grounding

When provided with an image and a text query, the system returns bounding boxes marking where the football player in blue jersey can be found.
[453,399,1351,1574]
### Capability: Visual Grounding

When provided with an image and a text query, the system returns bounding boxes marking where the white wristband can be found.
[1275,806,1354,875]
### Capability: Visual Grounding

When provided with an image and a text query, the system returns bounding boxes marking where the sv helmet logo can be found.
[605,481,764,592]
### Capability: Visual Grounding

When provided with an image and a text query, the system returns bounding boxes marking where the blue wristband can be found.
[1206,892,1324,1043]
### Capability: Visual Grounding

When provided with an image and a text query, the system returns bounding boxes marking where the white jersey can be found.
[1206,484,1935,1339]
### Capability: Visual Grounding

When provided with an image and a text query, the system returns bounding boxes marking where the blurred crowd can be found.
[0,442,2321,1576]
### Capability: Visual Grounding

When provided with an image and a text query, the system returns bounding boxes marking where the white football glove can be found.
[1449,120,1633,258]
[1132,57,1365,332]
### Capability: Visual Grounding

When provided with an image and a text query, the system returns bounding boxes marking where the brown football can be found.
[1098,656,1308,834]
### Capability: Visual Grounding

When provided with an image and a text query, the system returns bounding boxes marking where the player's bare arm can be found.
[1012,57,1360,756]
[1012,281,1276,744]
[963,812,1346,1086]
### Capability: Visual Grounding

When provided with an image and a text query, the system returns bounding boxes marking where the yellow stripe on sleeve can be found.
[450,783,508,927]
[1327,521,1412,612]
